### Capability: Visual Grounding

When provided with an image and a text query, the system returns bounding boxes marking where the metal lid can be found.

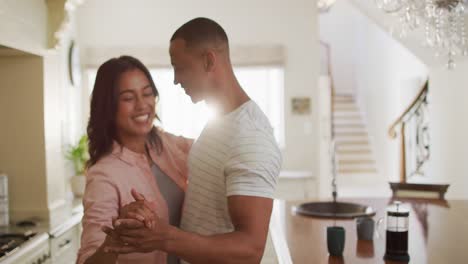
[387,201,410,217]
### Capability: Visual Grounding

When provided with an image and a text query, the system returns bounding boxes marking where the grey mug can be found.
[356,216,375,241]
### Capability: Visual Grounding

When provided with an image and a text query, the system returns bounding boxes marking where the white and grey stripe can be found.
[180,100,282,240]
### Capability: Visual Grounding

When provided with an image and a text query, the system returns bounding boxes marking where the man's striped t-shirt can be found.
[180,100,282,240]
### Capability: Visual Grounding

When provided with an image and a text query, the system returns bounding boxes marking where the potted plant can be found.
[66,135,89,197]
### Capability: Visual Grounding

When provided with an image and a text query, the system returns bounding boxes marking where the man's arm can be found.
[107,195,273,264]
[166,195,272,264]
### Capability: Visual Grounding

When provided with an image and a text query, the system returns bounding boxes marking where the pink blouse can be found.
[77,130,192,264]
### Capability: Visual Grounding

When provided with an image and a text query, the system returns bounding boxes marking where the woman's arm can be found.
[83,235,119,264]
[77,170,121,264]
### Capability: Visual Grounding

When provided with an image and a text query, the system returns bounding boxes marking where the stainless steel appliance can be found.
[0,231,50,264]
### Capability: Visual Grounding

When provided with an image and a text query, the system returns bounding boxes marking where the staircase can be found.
[333,94,380,191]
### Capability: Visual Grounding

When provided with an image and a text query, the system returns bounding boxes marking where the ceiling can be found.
[349,0,468,69]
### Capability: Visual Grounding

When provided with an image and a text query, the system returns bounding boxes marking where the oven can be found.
[0,231,50,264]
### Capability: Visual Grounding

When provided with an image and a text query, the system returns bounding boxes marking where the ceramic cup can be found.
[356,216,375,241]
[327,226,345,256]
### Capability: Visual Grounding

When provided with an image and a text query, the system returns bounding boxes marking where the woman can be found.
[77,56,192,264]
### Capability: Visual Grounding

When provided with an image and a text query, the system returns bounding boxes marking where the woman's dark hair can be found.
[86,55,162,168]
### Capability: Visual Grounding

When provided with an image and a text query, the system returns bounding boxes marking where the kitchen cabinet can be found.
[49,212,82,264]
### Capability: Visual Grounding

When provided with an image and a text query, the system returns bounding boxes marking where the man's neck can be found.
[211,76,250,115]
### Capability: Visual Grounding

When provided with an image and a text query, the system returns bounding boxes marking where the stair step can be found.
[337,149,372,155]
[332,93,378,179]
[334,135,368,142]
[337,152,374,160]
[334,94,354,99]
[336,144,371,151]
[334,123,366,128]
[335,131,368,137]
[333,112,361,118]
[335,127,367,135]
[338,166,377,173]
[334,100,354,105]
[333,120,365,126]
[334,110,360,116]
[333,101,355,107]
[338,159,375,165]
[336,140,369,146]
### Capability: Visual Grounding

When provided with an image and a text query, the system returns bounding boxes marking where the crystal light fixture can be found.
[375,0,468,69]
[318,0,337,13]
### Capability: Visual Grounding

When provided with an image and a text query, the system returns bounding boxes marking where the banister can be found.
[388,80,429,138]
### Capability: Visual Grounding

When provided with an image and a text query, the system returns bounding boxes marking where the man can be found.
[105,17,282,263]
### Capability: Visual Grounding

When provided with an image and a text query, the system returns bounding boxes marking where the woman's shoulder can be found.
[86,153,132,179]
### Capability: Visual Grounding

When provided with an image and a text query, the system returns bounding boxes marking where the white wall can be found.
[427,61,468,199]
[0,0,81,223]
[349,5,468,199]
[77,0,319,173]
[321,1,468,199]
[0,0,47,55]
[319,0,360,94]
[320,1,429,185]
[354,13,429,184]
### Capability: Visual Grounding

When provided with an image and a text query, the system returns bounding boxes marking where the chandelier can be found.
[375,0,468,69]
[318,0,337,13]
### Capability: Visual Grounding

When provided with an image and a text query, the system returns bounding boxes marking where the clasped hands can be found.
[101,189,170,254]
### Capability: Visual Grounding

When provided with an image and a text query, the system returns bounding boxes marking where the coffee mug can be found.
[356,216,375,241]
[327,226,345,256]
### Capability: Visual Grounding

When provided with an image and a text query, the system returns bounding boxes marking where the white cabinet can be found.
[275,171,317,201]
[49,213,82,264]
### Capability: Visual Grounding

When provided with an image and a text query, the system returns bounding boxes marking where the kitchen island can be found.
[270,198,468,264]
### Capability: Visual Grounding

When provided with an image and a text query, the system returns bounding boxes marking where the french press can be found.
[384,201,410,262]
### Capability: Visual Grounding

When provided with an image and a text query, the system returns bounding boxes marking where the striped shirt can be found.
[180,100,282,254]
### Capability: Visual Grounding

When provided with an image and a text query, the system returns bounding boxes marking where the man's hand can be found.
[102,214,172,254]
[99,217,136,253]
[118,189,155,229]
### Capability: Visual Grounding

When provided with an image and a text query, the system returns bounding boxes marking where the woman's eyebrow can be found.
[119,89,134,95]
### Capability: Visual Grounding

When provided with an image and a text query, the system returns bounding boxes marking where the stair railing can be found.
[388,80,429,182]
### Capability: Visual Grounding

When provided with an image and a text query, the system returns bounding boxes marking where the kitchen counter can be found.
[0,198,83,263]
[1,197,83,236]
[270,198,468,264]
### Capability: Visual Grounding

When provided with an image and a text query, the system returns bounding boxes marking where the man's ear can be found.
[204,50,216,72]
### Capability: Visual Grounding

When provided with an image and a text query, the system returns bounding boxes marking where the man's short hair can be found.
[171,17,228,50]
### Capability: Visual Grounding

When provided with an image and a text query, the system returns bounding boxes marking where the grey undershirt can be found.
[151,163,184,264]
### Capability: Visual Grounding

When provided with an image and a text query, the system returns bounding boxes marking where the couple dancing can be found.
[78,17,282,264]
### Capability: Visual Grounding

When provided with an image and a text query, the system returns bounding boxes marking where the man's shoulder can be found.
[230,101,273,133]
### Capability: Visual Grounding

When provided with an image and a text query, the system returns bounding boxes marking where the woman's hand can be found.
[102,215,172,254]
[118,189,156,229]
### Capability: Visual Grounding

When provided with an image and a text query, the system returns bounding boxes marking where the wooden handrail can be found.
[388,80,429,138]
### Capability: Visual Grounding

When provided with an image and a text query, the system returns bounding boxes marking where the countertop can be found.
[270,198,468,264]
[1,197,83,237]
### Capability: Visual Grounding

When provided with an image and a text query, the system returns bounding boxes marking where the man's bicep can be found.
[227,195,273,244]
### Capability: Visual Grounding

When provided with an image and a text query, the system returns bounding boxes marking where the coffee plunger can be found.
[384,201,410,262]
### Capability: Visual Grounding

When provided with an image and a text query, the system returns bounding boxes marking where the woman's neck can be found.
[118,136,147,154]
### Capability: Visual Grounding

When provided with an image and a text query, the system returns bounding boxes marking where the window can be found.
[86,66,284,146]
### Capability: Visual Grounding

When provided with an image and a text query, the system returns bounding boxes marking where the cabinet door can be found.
[50,224,80,264]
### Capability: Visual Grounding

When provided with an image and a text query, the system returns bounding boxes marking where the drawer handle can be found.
[59,239,71,248]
